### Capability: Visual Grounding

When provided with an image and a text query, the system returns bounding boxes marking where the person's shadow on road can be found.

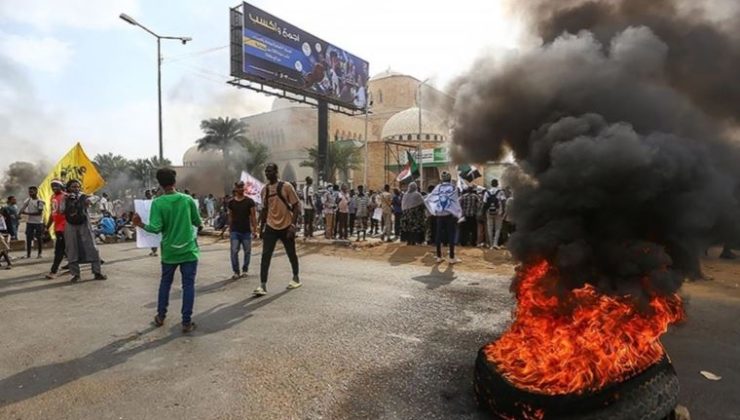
[411,264,457,290]
[0,290,289,408]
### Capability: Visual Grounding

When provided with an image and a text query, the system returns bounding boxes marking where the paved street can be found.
[0,240,512,420]
[1,240,739,419]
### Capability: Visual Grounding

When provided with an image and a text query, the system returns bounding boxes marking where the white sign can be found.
[240,170,265,205]
[134,199,161,249]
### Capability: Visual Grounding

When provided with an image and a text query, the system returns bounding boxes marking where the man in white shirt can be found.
[99,193,113,215]
[303,176,315,238]
[322,184,338,239]
[483,179,506,249]
[19,186,45,259]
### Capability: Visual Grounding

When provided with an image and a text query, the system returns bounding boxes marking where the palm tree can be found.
[93,153,129,181]
[197,116,248,175]
[242,140,270,181]
[300,141,362,184]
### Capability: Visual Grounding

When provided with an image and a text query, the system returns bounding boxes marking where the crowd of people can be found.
[291,175,515,255]
[0,165,516,332]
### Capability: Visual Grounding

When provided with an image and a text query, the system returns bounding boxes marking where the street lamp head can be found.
[181,37,192,44]
[119,13,138,26]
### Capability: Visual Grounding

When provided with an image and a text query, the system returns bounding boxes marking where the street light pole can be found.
[157,38,163,161]
[120,13,191,161]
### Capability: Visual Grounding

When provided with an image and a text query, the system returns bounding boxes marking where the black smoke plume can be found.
[0,161,49,199]
[452,0,740,299]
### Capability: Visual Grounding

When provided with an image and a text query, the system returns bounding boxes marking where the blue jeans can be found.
[230,231,252,274]
[158,261,197,325]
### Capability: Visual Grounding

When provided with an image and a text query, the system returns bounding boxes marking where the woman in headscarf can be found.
[62,179,106,283]
[400,182,426,246]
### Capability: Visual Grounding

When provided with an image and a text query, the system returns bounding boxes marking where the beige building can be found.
[175,69,501,195]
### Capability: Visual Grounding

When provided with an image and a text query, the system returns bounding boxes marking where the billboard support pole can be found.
[417,78,429,190]
[363,91,370,188]
[318,100,329,185]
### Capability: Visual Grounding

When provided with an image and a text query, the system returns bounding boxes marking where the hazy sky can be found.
[0,0,526,168]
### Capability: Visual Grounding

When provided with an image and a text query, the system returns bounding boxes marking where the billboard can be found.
[240,2,369,110]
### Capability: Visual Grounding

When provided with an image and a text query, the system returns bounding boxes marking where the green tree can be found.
[93,153,129,181]
[300,141,362,184]
[196,116,247,178]
[197,116,270,187]
[242,140,270,181]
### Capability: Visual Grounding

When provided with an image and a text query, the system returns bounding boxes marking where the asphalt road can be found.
[1,240,738,419]
[0,241,512,420]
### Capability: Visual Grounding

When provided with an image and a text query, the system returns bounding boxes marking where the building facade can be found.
[175,69,501,195]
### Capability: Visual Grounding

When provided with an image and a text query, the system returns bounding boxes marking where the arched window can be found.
[407,134,412,141]
[426,134,430,140]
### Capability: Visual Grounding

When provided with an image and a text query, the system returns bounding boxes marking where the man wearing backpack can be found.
[133,168,201,333]
[62,179,107,283]
[254,163,302,297]
[483,179,506,249]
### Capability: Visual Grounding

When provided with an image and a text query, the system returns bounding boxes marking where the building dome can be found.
[381,107,448,141]
[370,68,405,81]
[271,97,313,111]
[182,145,223,167]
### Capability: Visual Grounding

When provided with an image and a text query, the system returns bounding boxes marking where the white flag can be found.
[240,170,265,205]
[424,182,462,218]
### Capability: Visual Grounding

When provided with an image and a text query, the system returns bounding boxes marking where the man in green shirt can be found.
[133,168,202,333]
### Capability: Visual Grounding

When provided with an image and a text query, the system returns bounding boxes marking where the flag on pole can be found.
[240,170,265,204]
[38,142,105,230]
[396,150,419,183]
[457,164,482,182]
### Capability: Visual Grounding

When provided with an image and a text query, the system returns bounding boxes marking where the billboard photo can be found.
[240,2,369,110]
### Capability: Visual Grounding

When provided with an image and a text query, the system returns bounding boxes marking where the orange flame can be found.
[484,260,684,396]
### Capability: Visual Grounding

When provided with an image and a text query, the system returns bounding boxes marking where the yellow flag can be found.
[38,142,106,228]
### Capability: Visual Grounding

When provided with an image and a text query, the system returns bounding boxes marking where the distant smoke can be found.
[452,0,740,299]
[0,161,50,198]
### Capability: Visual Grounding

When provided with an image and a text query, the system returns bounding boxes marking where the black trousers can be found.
[435,215,457,259]
[349,213,356,235]
[50,234,66,273]
[394,213,402,238]
[260,226,299,287]
[337,212,349,239]
[304,209,315,237]
[460,218,478,246]
[26,223,44,257]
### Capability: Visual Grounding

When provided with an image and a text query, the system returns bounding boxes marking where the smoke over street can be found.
[452,0,740,299]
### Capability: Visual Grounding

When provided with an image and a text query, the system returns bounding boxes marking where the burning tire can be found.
[474,348,679,419]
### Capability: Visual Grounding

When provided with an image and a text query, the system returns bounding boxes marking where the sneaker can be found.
[286,279,302,290]
[240,271,248,278]
[94,273,107,280]
[231,273,241,280]
[435,257,444,264]
[153,314,165,327]
[70,275,80,283]
[253,286,267,297]
[45,272,57,280]
[182,322,197,333]
[448,257,462,265]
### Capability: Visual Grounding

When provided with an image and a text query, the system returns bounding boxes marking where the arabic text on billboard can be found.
[242,2,369,110]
